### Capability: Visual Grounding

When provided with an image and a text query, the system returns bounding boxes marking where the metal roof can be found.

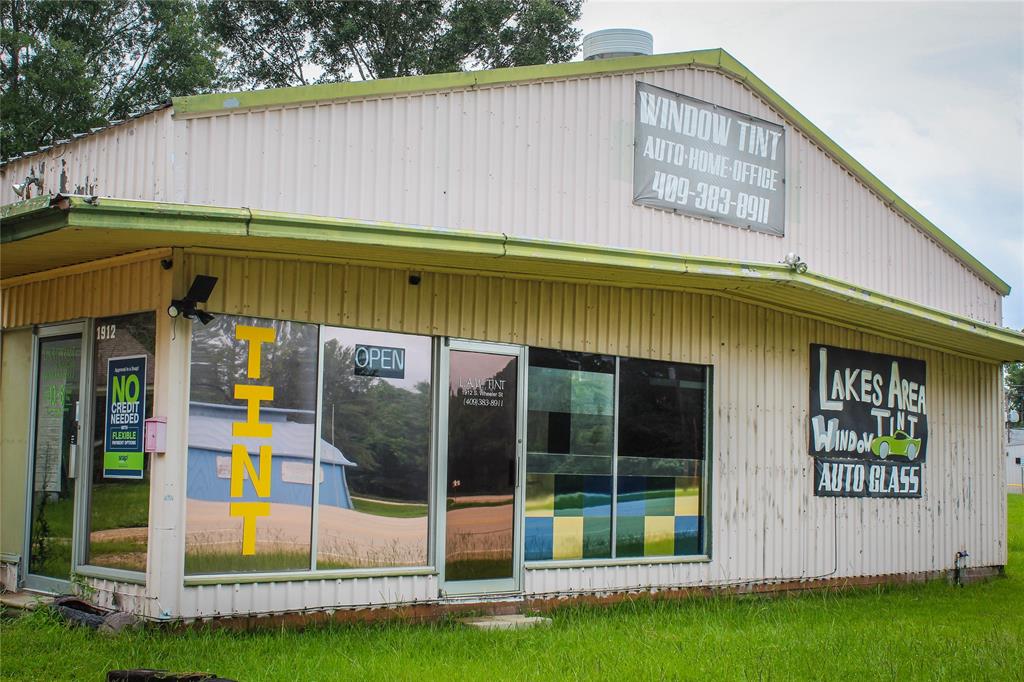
[0,101,172,168]
[188,402,354,466]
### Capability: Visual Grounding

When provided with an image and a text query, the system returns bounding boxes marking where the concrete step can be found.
[0,591,54,612]
[458,614,552,630]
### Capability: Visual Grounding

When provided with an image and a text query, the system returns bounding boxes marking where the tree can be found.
[1,0,222,157]
[1,0,583,159]
[1007,362,1024,424]
[209,0,582,89]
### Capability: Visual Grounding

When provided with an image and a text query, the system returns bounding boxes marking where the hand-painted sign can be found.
[104,355,147,479]
[633,82,786,235]
[809,344,927,498]
[353,344,406,379]
[814,458,921,498]
[230,324,276,556]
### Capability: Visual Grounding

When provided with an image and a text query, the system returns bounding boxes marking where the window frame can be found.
[522,351,713,569]
[78,311,159,584]
[182,318,439,584]
[179,314,713,585]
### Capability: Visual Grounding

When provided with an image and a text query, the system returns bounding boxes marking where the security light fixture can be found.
[11,175,41,198]
[781,252,808,274]
[168,274,218,325]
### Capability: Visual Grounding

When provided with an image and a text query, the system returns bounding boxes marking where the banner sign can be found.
[814,458,922,499]
[809,344,927,498]
[633,82,786,235]
[353,344,406,379]
[104,355,147,479]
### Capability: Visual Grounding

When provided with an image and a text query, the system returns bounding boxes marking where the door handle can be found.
[68,400,80,479]
[507,457,516,487]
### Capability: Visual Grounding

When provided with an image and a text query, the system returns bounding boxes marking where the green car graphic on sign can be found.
[870,431,922,460]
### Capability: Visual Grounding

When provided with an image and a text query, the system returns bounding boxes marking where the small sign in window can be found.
[353,344,406,379]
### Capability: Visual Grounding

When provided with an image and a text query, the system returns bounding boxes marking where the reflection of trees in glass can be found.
[320,340,431,503]
[447,358,517,496]
[190,316,318,413]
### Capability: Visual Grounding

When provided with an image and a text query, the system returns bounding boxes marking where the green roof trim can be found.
[3,196,1021,362]
[171,48,1009,296]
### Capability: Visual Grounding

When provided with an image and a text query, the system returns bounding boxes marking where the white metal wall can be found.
[0,108,174,204]
[0,65,1003,325]
[168,67,1002,325]
[164,253,1004,619]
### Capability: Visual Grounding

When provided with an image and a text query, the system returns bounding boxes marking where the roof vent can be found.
[581,29,654,61]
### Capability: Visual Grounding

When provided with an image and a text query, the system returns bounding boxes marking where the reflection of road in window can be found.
[445,350,518,581]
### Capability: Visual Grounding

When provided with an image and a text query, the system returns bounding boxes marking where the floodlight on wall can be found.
[781,253,808,274]
[11,174,41,198]
[168,275,218,325]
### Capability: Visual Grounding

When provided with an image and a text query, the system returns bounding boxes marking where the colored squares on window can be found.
[675,515,701,555]
[552,517,584,560]
[675,477,701,516]
[615,475,704,558]
[524,514,612,561]
[616,516,645,557]
[644,515,675,556]
[525,473,554,517]
[525,517,553,561]
[645,478,675,517]
[525,474,612,561]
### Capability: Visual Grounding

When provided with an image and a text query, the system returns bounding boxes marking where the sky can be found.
[578,0,1024,329]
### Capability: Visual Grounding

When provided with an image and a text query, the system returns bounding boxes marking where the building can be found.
[1008,429,1024,495]
[2,36,1023,621]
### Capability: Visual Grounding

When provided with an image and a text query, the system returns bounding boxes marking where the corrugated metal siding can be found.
[86,579,155,617]
[174,67,1002,325]
[173,252,1004,618]
[179,575,440,619]
[0,108,173,205]
[0,253,172,328]
[0,68,1001,323]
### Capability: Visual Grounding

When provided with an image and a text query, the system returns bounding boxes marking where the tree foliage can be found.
[1,0,222,157]
[1007,362,1024,423]
[321,340,432,503]
[1,0,582,158]
[210,0,581,88]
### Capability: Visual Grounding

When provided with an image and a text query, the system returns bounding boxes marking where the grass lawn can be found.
[3,497,1023,681]
[351,496,428,518]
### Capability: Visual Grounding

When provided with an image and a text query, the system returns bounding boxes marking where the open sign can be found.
[353,344,406,379]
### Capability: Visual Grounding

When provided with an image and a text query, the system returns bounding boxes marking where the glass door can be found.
[25,323,89,593]
[437,340,525,596]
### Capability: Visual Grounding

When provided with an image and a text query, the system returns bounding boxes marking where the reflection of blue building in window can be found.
[186,402,355,508]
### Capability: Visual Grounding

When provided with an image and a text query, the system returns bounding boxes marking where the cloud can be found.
[581,1,1024,327]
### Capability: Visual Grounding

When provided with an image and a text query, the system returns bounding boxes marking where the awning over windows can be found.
[3,195,1023,362]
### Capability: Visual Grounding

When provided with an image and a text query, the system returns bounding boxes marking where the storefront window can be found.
[616,359,706,558]
[185,314,318,574]
[182,311,707,577]
[86,312,156,572]
[317,327,432,568]
[524,349,615,561]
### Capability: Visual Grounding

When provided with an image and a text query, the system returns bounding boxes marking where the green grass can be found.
[351,496,428,518]
[3,497,1024,681]
[27,483,150,577]
[184,551,311,575]
[88,483,150,531]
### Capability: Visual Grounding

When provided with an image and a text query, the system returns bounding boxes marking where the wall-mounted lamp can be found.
[11,174,41,198]
[781,252,808,274]
[168,275,218,325]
